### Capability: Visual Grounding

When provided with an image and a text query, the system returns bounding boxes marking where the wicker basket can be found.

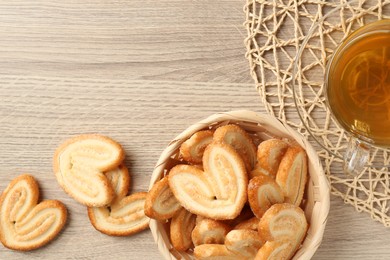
[148,110,330,260]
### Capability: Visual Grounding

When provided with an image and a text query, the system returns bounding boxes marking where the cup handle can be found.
[343,137,370,176]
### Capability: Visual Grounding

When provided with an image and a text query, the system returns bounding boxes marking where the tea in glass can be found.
[326,20,390,146]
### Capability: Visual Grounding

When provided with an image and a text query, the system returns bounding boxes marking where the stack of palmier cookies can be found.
[146,124,308,260]
[53,134,150,237]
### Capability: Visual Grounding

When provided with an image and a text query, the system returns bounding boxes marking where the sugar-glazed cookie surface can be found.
[0,175,67,251]
[53,134,125,207]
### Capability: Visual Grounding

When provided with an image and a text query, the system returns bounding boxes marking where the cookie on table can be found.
[0,174,67,251]
[87,165,150,236]
[53,134,125,207]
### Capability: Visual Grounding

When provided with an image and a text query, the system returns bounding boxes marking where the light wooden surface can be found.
[0,1,390,259]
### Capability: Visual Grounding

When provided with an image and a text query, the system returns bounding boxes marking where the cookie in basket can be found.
[275,145,308,206]
[213,124,257,172]
[253,139,289,177]
[170,208,196,251]
[193,229,263,259]
[248,174,284,218]
[193,244,237,259]
[191,218,231,246]
[144,176,181,220]
[225,229,263,258]
[168,142,248,220]
[257,203,308,259]
[179,130,214,164]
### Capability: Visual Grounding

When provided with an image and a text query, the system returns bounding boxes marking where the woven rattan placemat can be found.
[244,0,390,226]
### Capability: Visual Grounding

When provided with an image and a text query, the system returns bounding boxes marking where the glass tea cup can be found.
[324,19,390,175]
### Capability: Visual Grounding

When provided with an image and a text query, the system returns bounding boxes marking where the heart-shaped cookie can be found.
[0,175,67,251]
[258,203,307,258]
[225,229,263,259]
[87,165,150,236]
[275,145,308,206]
[103,164,131,204]
[193,244,237,259]
[53,134,125,207]
[144,176,181,220]
[213,124,257,172]
[179,130,214,164]
[193,228,263,259]
[191,218,231,246]
[170,208,196,251]
[168,142,248,220]
[255,139,289,177]
[255,240,295,260]
[248,175,284,218]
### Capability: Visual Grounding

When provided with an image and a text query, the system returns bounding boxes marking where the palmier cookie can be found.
[53,134,125,207]
[170,208,196,251]
[179,130,214,164]
[225,229,263,259]
[255,240,295,260]
[144,176,181,220]
[0,175,67,251]
[104,164,130,204]
[87,166,149,236]
[191,218,231,246]
[213,124,257,171]
[258,203,307,255]
[275,145,308,206]
[168,142,248,220]
[248,175,284,218]
[193,244,237,260]
[256,139,289,177]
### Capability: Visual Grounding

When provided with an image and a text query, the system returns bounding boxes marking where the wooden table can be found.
[1,1,390,259]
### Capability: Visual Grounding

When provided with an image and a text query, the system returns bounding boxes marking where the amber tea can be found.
[326,22,390,146]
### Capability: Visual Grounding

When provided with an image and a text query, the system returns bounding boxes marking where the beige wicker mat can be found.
[244,0,390,226]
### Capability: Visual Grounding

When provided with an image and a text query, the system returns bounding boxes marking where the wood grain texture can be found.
[0,1,389,259]
[0,0,250,83]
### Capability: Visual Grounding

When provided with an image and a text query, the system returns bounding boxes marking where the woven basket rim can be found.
[148,110,330,260]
